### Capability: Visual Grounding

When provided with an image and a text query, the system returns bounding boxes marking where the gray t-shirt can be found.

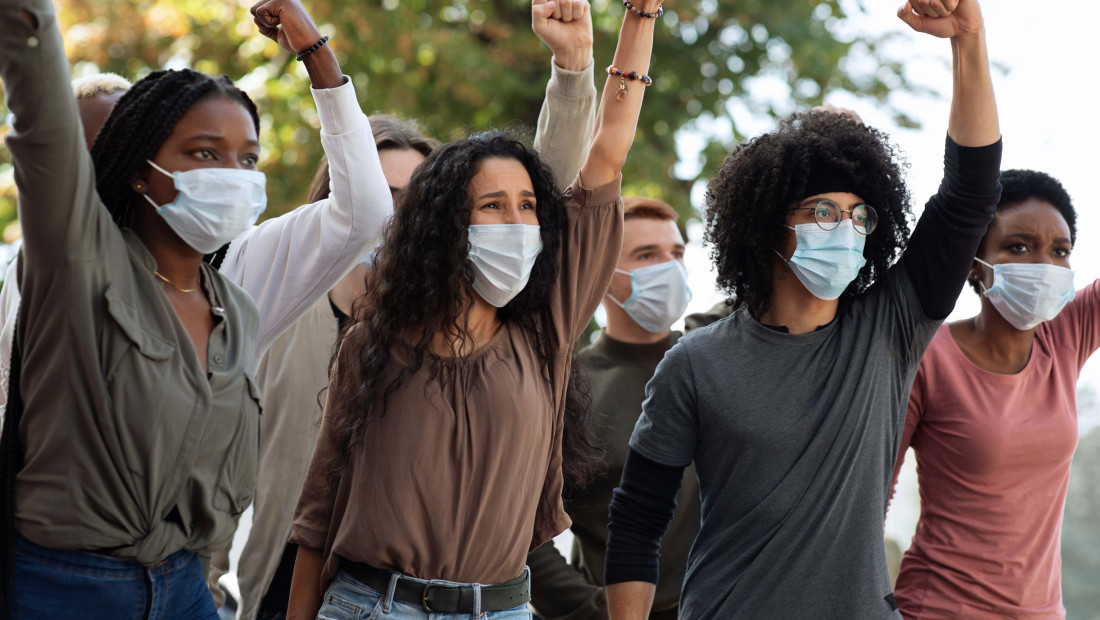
[630,267,937,618]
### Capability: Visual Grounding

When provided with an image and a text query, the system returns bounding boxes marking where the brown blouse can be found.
[291,176,623,586]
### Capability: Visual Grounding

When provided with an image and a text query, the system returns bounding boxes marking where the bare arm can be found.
[252,0,343,90]
[286,545,325,620]
[897,0,999,146]
[577,0,659,187]
[607,582,657,620]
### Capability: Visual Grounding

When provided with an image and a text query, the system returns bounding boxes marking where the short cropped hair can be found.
[71,73,132,100]
[623,196,678,222]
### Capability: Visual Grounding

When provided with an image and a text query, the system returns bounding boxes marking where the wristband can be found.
[296,35,330,62]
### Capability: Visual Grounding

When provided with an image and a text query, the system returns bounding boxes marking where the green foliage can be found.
[0,0,916,238]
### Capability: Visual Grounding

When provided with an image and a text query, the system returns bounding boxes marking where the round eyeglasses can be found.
[793,199,878,235]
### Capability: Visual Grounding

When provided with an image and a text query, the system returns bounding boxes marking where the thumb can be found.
[533,0,557,19]
[896,2,923,31]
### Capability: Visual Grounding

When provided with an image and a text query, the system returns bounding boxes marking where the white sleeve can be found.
[218,77,393,367]
[0,256,22,420]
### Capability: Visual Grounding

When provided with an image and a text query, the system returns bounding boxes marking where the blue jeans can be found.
[318,569,532,620]
[14,534,218,620]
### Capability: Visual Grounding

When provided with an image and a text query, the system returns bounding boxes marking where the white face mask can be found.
[976,258,1076,330]
[142,159,267,254]
[467,224,543,307]
[607,260,692,333]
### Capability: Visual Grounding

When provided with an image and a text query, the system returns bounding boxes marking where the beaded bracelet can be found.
[296,35,330,62]
[607,65,653,101]
[623,0,664,19]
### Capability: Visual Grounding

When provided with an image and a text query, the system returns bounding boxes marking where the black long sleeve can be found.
[604,448,685,585]
[899,136,1003,320]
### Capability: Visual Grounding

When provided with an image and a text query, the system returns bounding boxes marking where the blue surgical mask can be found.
[607,260,692,333]
[143,160,267,254]
[776,219,866,300]
[467,224,543,307]
[976,258,1075,330]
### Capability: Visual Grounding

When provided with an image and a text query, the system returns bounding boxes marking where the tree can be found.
[0,0,916,239]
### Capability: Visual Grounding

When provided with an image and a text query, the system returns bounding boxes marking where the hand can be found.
[532,0,594,71]
[811,104,863,125]
[251,0,324,55]
[897,0,984,39]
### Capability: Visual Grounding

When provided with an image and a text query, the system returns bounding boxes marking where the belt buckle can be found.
[422,582,459,612]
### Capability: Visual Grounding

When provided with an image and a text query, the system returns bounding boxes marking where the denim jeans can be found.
[14,534,219,620]
[318,569,532,620]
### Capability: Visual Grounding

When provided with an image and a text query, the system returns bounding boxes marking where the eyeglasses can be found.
[792,199,878,235]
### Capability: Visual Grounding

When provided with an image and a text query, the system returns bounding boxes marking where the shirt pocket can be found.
[212,374,262,516]
[103,284,174,366]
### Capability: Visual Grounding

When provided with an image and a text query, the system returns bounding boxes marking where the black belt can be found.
[342,561,530,613]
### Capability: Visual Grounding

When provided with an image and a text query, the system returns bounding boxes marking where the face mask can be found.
[976,258,1075,330]
[142,160,267,254]
[776,219,866,300]
[467,224,543,307]
[607,260,692,333]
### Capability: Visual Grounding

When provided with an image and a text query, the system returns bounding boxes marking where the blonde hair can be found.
[623,195,678,222]
[71,73,131,100]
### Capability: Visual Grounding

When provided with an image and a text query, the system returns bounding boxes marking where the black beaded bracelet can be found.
[623,0,663,19]
[295,35,330,62]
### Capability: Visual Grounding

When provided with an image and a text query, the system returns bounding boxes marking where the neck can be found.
[604,300,670,344]
[431,289,502,357]
[952,300,1036,371]
[758,259,838,334]
[132,210,205,291]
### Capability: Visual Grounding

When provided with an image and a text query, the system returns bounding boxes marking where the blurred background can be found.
[1,0,1097,616]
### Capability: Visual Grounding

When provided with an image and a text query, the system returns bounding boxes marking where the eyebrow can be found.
[184,134,261,147]
[476,190,538,200]
[1004,232,1073,245]
[631,243,686,254]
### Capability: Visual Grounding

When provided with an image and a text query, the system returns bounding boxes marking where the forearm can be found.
[900,137,1001,318]
[580,9,657,186]
[534,60,597,192]
[300,38,343,90]
[605,449,682,586]
[220,80,391,360]
[947,27,998,147]
[606,581,657,620]
[528,541,607,619]
[286,545,325,620]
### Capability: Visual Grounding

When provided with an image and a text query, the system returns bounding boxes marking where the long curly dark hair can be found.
[704,110,912,317]
[324,129,599,488]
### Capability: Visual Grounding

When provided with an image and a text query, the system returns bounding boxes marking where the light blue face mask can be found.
[606,260,692,333]
[776,219,866,300]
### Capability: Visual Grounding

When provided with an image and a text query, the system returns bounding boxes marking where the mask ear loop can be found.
[605,269,633,309]
[145,159,174,178]
[973,257,993,293]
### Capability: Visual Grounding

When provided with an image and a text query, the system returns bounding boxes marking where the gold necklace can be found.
[154,270,198,293]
